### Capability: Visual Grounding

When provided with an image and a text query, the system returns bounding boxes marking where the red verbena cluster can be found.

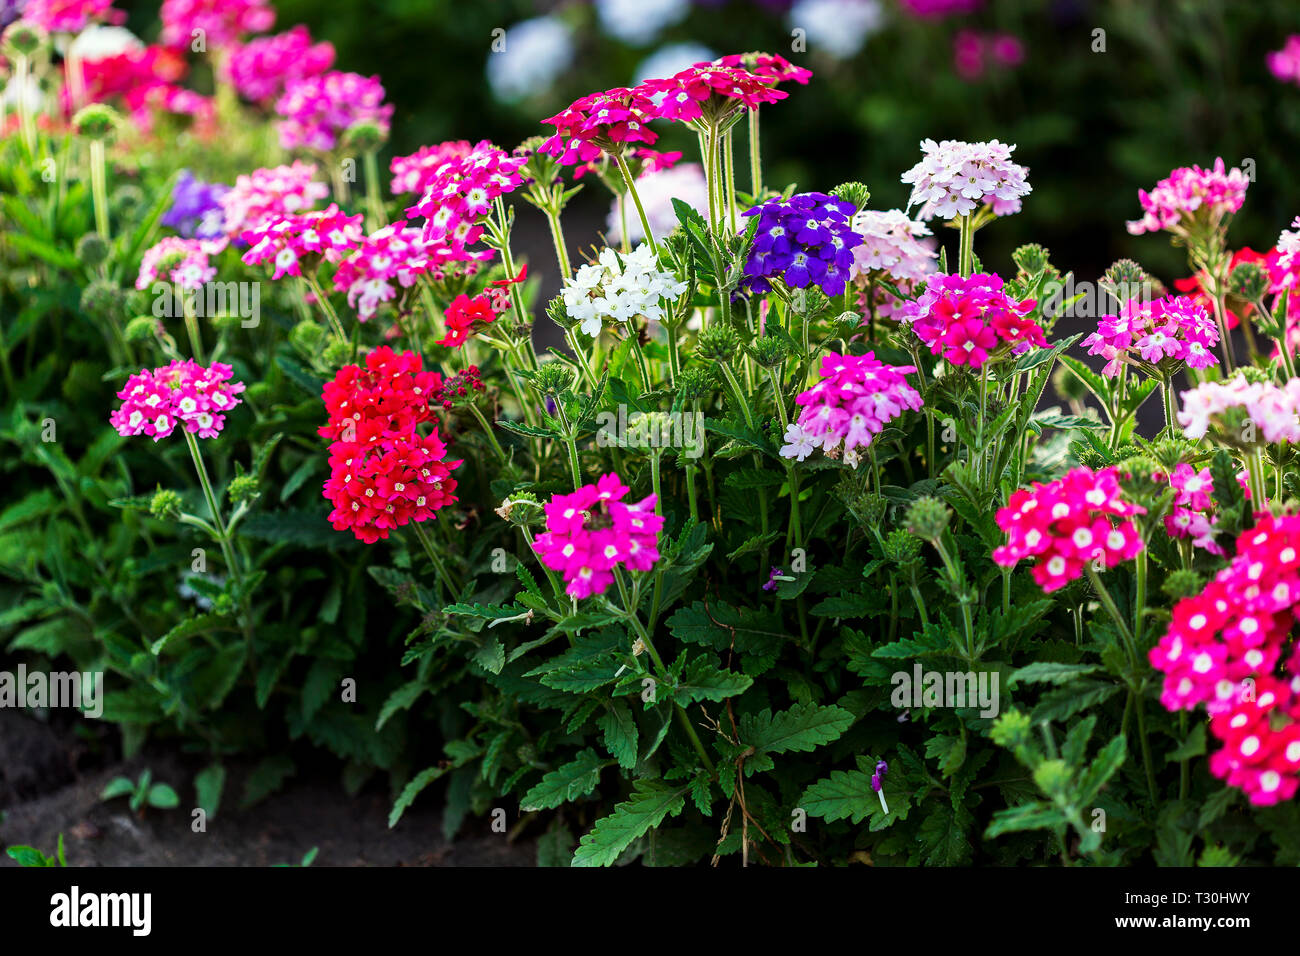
[319,347,460,543]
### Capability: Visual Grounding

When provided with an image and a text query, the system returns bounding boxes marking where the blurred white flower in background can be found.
[608,162,710,246]
[788,0,886,59]
[486,16,576,103]
[596,0,690,46]
[633,41,715,85]
[69,25,142,61]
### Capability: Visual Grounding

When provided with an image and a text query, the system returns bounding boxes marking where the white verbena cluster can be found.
[901,138,1032,220]
[561,245,688,337]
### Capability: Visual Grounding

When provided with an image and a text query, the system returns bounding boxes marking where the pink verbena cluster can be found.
[710,52,811,86]
[533,473,663,599]
[319,347,459,544]
[1126,158,1249,236]
[900,139,1031,220]
[241,204,363,279]
[640,63,788,124]
[1150,515,1300,804]
[1159,463,1223,556]
[1268,36,1300,87]
[219,161,328,238]
[780,352,923,467]
[274,71,393,152]
[539,87,660,165]
[849,208,937,286]
[226,25,334,104]
[110,359,244,441]
[404,140,527,249]
[332,225,485,323]
[389,141,473,196]
[136,235,226,291]
[22,0,121,32]
[1082,294,1219,377]
[993,466,1145,592]
[159,0,273,50]
[898,272,1043,369]
[1178,374,1300,444]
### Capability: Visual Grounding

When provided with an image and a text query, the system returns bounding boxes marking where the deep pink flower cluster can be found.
[159,0,273,50]
[539,87,660,165]
[226,26,334,104]
[1150,515,1300,804]
[219,161,328,238]
[110,359,244,441]
[1082,294,1219,377]
[533,473,663,599]
[136,235,226,291]
[898,272,1043,369]
[404,140,527,249]
[640,63,788,123]
[1160,463,1224,556]
[993,466,1145,592]
[952,29,1023,80]
[710,52,811,86]
[1126,158,1249,236]
[241,204,363,279]
[319,347,459,544]
[22,0,121,32]
[1267,35,1300,87]
[781,352,923,466]
[274,70,393,152]
[332,225,486,323]
[389,140,472,196]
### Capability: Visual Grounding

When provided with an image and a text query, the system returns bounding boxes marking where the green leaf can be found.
[672,655,753,706]
[984,801,1063,839]
[799,769,875,824]
[600,701,639,770]
[1076,734,1127,805]
[1029,681,1120,724]
[571,780,687,867]
[194,764,225,819]
[147,783,180,809]
[740,703,855,756]
[240,755,295,810]
[100,777,136,801]
[1008,661,1099,688]
[519,750,605,811]
[375,680,426,730]
[388,765,449,828]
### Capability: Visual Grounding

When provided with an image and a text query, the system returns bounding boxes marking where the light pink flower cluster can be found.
[898,272,1043,369]
[993,466,1145,593]
[404,140,527,249]
[1178,374,1300,444]
[1150,515,1300,805]
[110,359,244,441]
[849,208,937,287]
[780,352,923,467]
[532,473,664,599]
[226,25,334,104]
[1126,158,1249,236]
[1160,463,1223,556]
[274,71,393,152]
[241,204,364,279]
[900,139,1031,220]
[219,161,329,238]
[22,0,121,32]
[331,225,488,323]
[1267,36,1300,87]
[389,140,473,196]
[159,0,273,50]
[136,236,227,291]
[1081,294,1219,377]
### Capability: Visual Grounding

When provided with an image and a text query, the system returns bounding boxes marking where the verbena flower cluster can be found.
[899,272,1043,369]
[226,25,334,104]
[274,70,392,152]
[161,169,229,240]
[1178,374,1300,444]
[1150,515,1300,805]
[241,204,364,279]
[532,473,663,599]
[900,138,1031,220]
[405,140,527,252]
[1082,294,1219,377]
[319,347,460,543]
[740,192,861,296]
[219,161,328,238]
[993,466,1145,592]
[1126,158,1249,236]
[781,352,923,466]
[1159,463,1223,556]
[331,224,461,323]
[136,235,224,290]
[110,359,244,441]
[389,140,472,197]
[561,245,687,337]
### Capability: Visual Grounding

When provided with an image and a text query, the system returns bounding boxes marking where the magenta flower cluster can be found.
[898,272,1043,370]
[274,71,393,152]
[1082,294,1219,377]
[110,360,245,441]
[1126,158,1249,236]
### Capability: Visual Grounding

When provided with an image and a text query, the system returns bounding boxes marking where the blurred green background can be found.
[115,0,1300,285]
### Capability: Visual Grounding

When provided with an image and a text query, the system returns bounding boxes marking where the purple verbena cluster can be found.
[161,170,230,240]
[740,191,862,297]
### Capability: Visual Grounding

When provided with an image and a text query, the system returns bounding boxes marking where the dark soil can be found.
[0,711,535,867]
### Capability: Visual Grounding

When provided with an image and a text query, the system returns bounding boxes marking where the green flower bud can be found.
[80,279,125,323]
[124,315,161,342]
[111,183,145,219]
[2,21,47,58]
[227,474,259,507]
[857,492,888,527]
[1032,759,1071,797]
[72,103,121,141]
[76,233,110,268]
[1052,364,1089,404]
[905,495,951,541]
[290,319,328,356]
[1162,569,1206,602]
[1228,261,1270,303]
[696,325,741,363]
[882,528,924,568]
[531,362,574,395]
[747,335,788,369]
[1012,243,1051,277]
[343,120,387,153]
[990,709,1032,749]
[1102,258,1152,304]
[322,336,353,368]
[676,366,716,401]
[830,181,870,210]
[150,488,183,521]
